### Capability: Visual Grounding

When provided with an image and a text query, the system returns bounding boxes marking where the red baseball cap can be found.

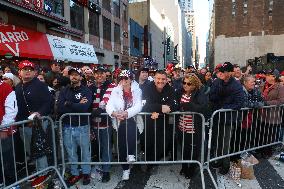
[18,60,35,70]
[214,64,222,73]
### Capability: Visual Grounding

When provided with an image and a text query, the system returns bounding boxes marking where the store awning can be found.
[47,34,98,64]
[0,23,53,60]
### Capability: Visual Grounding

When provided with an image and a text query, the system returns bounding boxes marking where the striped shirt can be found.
[179,94,195,133]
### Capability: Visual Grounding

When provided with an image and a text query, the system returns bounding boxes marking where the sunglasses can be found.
[183,81,192,86]
[119,76,129,81]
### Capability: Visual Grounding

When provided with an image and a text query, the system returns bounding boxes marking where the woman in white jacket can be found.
[106,70,142,181]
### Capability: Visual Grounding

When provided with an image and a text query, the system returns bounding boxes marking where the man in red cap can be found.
[15,60,52,171]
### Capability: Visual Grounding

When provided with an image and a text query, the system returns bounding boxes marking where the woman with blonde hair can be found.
[176,74,209,179]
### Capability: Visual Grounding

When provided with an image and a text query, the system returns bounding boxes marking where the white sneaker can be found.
[122,169,130,180]
[127,155,136,163]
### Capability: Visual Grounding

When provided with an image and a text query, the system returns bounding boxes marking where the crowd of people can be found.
[0,60,284,187]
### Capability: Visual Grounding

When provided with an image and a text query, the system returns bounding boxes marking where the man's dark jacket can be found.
[15,78,52,121]
[58,85,92,126]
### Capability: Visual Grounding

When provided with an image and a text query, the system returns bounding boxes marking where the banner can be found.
[47,34,98,64]
[0,23,53,60]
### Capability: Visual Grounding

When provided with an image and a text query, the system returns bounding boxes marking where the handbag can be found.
[30,118,52,160]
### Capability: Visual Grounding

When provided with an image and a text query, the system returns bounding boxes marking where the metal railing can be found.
[58,112,206,188]
[0,117,67,189]
[204,105,284,188]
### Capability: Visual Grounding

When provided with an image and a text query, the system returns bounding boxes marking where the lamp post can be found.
[161,10,166,69]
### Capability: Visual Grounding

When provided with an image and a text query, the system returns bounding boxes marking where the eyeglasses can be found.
[183,81,192,86]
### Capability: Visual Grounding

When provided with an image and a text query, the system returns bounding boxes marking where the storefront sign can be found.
[47,34,98,64]
[22,0,43,9]
[0,23,53,59]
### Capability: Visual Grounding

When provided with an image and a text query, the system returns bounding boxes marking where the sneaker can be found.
[102,172,110,183]
[67,175,82,187]
[82,174,91,185]
[122,169,130,180]
[127,155,136,163]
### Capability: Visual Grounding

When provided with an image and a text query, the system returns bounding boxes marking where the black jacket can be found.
[209,77,244,111]
[15,78,52,121]
[58,84,92,126]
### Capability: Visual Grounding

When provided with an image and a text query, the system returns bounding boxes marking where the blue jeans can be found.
[63,125,91,176]
[94,127,112,172]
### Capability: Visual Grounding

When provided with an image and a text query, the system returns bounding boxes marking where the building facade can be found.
[210,0,284,68]
[0,0,130,69]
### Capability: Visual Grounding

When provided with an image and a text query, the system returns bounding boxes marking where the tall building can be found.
[129,0,192,68]
[0,0,130,69]
[179,0,197,66]
[209,0,284,69]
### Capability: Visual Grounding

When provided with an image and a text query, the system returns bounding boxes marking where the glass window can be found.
[45,0,64,16]
[113,0,120,18]
[133,36,139,50]
[114,23,121,43]
[103,16,111,41]
[123,3,127,22]
[89,11,100,36]
[70,0,84,31]
[103,0,111,12]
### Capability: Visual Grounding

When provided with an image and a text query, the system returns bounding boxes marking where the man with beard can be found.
[58,67,92,186]
[142,70,178,168]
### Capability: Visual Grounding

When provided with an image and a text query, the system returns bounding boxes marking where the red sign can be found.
[0,23,53,60]
[22,0,43,9]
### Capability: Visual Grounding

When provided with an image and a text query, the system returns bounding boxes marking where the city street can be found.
[71,155,284,189]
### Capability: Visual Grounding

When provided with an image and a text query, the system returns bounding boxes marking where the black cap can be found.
[219,62,234,73]
[94,66,106,73]
[68,67,82,75]
[265,69,280,78]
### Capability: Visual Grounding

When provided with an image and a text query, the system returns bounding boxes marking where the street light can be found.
[161,10,167,68]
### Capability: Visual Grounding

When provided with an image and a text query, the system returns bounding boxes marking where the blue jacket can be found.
[15,78,52,121]
[58,85,92,126]
[209,77,244,111]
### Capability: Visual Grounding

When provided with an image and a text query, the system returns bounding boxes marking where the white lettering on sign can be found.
[5,43,19,56]
[0,31,29,43]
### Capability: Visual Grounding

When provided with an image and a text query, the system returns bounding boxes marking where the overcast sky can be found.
[193,0,209,65]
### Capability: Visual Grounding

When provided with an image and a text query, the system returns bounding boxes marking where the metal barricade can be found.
[0,116,67,188]
[58,112,206,189]
[204,105,284,188]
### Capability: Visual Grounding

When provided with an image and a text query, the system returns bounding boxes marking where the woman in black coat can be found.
[176,74,209,179]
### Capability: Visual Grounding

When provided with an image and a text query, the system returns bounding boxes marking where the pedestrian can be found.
[106,70,142,181]
[58,67,93,186]
[15,60,52,172]
[209,62,244,175]
[142,70,178,166]
[0,80,18,186]
[89,67,113,183]
[176,74,209,179]
[233,64,242,80]
[2,73,21,88]
[45,61,62,87]
[135,67,151,92]
[172,68,183,92]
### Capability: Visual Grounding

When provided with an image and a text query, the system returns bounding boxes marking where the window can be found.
[70,0,84,31]
[133,36,139,50]
[89,11,100,36]
[103,16,111,41]
[114,23,121,43]
[232,0,236,17]
[123,3,127,22]
[113,0,120,18]
[103,0,111,12]
[45,0,64,16]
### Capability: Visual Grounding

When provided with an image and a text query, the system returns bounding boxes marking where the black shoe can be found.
[102,172,110,183]
[219,166,229,175]
[66,175,82,187]
[179,168,187,176]
[82,174,91,185]
[210,161,221,169]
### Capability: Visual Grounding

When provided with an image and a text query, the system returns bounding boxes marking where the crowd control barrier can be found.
[204,105,284,188]
[0,116,67,189]
[58,112,207,189]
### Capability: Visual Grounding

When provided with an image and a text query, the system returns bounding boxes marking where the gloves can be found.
[92,108,103,117]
